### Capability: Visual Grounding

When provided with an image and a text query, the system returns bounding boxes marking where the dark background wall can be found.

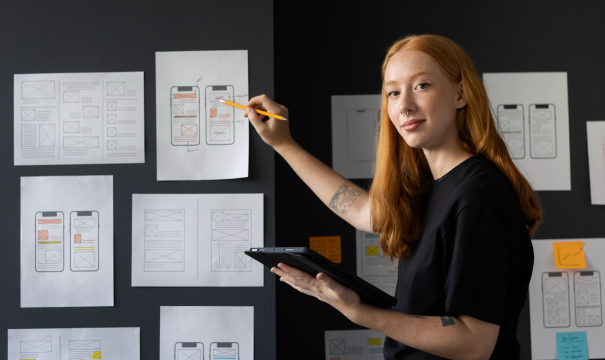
[0,1,275,360]
[274,2,605,359]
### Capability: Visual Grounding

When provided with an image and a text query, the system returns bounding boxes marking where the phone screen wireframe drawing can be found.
[144,209,185,272]
[171,86,200,146]
[209,342,238,360]
[70,211,99,272]
[497,104,525,159]
[346,109,376,163]
[529,104,556,159]
[574,271,602,327]
[175,342,204,360]
[542,272,570,328]
[35,211,64,272]
[205,85,235,145]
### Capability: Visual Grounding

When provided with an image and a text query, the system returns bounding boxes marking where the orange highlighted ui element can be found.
[554,241,586,269]
[310,236,341,263]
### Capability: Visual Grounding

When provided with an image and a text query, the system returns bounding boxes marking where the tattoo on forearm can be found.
[440,316,455,327]
[404,314,425,319]
[328,184,361,215]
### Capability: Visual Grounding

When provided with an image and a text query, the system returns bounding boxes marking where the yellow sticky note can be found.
[366,246,379,256]
[310,236,341,263]
[368,338,381,345]
[553,241,586,269]
[91,351,102,359]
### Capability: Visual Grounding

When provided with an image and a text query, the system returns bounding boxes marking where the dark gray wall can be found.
[274,2,605,359]
[0,1,275,359]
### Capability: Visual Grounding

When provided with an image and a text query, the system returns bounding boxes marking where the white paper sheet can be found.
[331,95,381,179]
[14,72,145,165]
[20,176,114,307]
[586,122,605,204]
[8,327,139,360]
[483,72,571,190]
[132,194,263,286]
[355,230,397,296]
[325,329,386,360]
[529,239,605,359]
[155,51,249,181]
[160,306,253,360]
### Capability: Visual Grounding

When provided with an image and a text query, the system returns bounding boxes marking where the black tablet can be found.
[245,247,397,308]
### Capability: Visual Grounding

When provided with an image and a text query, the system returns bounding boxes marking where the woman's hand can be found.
[271,263,363,320]
[245,94,294,152]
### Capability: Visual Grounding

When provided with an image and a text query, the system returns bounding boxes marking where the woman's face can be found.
[384,49,467,151]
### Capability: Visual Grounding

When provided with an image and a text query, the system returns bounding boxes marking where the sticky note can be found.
[553,241,586,269]
[556,332,588,360]
[368,338,381,345]
[91,351,102,359]
[310,236,341,263]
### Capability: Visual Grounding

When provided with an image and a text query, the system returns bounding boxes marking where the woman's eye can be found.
[387,91,400,97]
[416,83,430,90]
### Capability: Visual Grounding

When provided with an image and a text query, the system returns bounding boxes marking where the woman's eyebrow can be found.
[385,71,432,87]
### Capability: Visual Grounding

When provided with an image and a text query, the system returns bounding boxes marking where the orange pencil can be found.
[218,99,288,120]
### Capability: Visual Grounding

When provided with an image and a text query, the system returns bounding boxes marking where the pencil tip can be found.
[282,117,288,121]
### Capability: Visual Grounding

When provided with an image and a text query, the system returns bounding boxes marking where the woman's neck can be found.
[423,143,473,180]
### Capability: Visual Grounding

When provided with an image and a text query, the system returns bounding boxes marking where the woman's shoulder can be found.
[445,155,516,207]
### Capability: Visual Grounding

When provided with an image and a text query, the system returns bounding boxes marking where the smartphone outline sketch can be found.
[35,211,64,272]
[144,209,185,272]
[209,342,239,360]
[171,86,200,146]
[529,104,557,159]
[497,104,525,159]
[205,85,235,146]
[175,342,204,360]
[574,271,602,327]
[346,108,377,163]
[542,271,570,328]
[70,211,100,272]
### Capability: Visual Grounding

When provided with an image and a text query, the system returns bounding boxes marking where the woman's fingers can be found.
[316,272,338,291]
[271,264,316,291]
[247,94,280,113]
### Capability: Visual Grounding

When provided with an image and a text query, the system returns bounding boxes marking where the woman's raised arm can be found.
[246,95,372,233]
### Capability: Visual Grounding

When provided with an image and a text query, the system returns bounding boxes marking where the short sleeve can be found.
[442,203,511,326]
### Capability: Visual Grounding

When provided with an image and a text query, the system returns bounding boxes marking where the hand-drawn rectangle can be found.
[21,340,52,353]
[107,82,125,96]
[69,340,101,350]
[83,106,99,118]
[39,125,55,147]
[22,81,55,99]
[64,91,80,103]
[21,109,36,121]
[64,121,80,133]
[64,136,99,148]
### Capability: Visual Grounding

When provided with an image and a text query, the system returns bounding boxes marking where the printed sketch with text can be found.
[8,327,140,360]
[156,50,249,180]
[530,239,605,359]
[14,72,145,165]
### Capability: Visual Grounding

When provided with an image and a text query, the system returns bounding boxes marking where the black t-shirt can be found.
[383,155,534,360]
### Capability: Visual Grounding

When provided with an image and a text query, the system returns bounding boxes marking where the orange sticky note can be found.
[310,236,341,263]
[553,241,586,269]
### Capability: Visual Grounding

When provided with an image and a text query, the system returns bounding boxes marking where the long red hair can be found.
[369,34,542,259]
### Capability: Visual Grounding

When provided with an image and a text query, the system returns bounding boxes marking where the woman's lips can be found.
[402,119,426,132]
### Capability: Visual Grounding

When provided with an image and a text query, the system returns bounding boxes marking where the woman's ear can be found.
[456,81,468,109]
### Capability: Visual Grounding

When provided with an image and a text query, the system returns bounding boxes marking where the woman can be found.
[245,34,541,360]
